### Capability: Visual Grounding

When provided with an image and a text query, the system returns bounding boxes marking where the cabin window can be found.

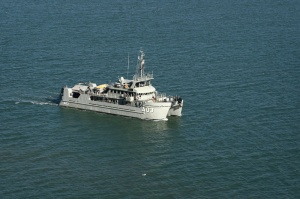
[91,96,104,101]
[72,92,80,98]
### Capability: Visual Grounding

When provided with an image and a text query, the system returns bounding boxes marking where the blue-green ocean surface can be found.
[1,0,299,198]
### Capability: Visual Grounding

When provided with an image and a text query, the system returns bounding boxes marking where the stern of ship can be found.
[168,99,183,116]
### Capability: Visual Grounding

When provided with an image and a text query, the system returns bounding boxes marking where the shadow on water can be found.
[57,108,184,167]
[59,107,182,135]
[45,96,60,105]
[45,90,62,105]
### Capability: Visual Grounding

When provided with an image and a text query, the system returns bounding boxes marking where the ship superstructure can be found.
[59,50,183,120]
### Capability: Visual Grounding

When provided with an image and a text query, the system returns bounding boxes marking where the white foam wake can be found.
[14,100,58,106]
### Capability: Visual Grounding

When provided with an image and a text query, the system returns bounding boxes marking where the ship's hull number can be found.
[142,107,154,114]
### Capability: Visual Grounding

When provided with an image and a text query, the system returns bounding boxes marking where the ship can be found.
[59,49,183,121]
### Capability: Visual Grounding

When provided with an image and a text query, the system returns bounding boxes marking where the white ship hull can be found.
[59,89,171,121]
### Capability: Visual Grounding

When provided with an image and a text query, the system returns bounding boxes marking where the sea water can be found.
[1,0,299,198]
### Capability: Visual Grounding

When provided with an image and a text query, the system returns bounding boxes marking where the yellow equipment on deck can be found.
[96,84,108,89]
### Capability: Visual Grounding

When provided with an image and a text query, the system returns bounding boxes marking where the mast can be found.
[137,49,145,78]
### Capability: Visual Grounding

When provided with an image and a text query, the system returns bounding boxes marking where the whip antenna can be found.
[127,53,129,79]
